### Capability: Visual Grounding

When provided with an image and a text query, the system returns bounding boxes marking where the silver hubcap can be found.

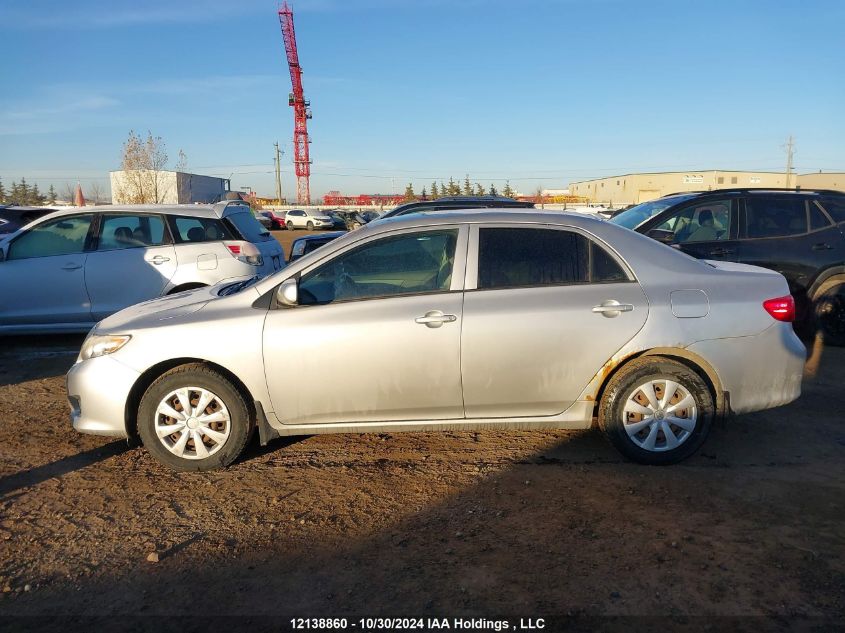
[154,387,231,460]
[622,379,697,452]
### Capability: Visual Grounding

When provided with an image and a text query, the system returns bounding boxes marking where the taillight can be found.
[224,241,263,267]
[763,295,795,322]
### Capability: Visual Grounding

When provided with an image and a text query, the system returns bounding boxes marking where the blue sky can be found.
[0,0,843,200]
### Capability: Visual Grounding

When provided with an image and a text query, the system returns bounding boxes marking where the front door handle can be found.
[61,263,82,271]
[592,300,634,318]
[812,243,833,251]
[415,310,457,328]
[147,255,171,265]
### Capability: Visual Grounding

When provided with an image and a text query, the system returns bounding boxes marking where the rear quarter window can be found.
[820,198,845,224]
[225,212,272,242]
[170,216,234,243]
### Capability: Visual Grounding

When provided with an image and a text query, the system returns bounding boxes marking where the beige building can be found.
[569,171,845,206]
[110,170,231,205]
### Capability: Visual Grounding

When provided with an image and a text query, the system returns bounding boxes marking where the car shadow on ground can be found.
[0,440,129,498]
[0,334,85,387]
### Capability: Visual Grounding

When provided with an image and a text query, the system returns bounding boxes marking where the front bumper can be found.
[66,355,141,438]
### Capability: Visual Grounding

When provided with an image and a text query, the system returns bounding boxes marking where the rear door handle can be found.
[415,310,457,328]
[592,300,634,318]
[147,255,171,265]
[812,243,833,251]
[708,247,734,256]
[61,263,82,271]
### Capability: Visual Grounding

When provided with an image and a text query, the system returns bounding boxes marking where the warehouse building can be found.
[110,170,231,205]
[569,171,845,206]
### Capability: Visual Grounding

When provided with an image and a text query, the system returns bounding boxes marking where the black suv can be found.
[378,195,534,220]
[611,189,845,344]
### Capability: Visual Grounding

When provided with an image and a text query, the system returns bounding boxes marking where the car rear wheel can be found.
[138,364,252,471]
[306,220,314,230]
[598,357,714,465]
[814,281,845,346]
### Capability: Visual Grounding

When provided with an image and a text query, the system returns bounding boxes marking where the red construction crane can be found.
[278,2,312,205]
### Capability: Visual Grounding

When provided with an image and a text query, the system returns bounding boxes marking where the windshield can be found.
[609,194,697,229]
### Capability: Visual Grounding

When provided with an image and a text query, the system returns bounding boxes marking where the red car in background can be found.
[260,210,287,230]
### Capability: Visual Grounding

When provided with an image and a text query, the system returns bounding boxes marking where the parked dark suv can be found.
[378,195,534,220]
[611,189,845,344]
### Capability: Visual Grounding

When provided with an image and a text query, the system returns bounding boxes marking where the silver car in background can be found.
[67,210,805,470]
[0,201,285,334]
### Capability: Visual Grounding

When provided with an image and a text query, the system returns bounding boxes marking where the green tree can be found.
[439,182,448,198]
[47,184,57,204]
[502,181,514,198]
[403,183,416,201]
[19,177,30,204]
[430,181,439,200]
[31,183,44,205]
[463,174,472,195]
[420,186,428,200]
[0,178,5,203]
[488,183,499,196]
[447,177,460,196]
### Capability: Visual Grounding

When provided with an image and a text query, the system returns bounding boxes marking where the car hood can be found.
[95,282,234,332]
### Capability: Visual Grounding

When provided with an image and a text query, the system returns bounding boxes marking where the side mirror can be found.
[647,228,675,244]
[276,278,299,307]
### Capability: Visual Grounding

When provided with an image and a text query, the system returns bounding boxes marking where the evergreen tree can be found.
[447,177,460,196]
[463,174,472,196]
[475,183,484,196]
[403,183,416,201]
[19,177,29,204]
[421,186,428,200]
[502,181,514,198]
[9,180,20,203]
[488,183,499,196]
[48,184,57,204]
[431,181,439,200]
[0,178,5,203]
[439,182,448,197]
[31,183,44,204]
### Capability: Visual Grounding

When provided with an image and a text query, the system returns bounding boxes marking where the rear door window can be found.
[477,227,627,289]
[169,216,234,243]
[225,211,272,242]
[744,198,807,238]
[98,214,167,250]
[7,215,94,260]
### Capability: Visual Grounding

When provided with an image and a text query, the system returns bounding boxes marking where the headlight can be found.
[77,334,132,362]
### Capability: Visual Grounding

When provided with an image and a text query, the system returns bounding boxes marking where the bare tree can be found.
[175,149,188,172]
[89,182,105,205]
[114,130,172,203]
[62,183,76,204]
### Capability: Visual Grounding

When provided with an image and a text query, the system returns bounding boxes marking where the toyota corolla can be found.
[67,210,805,470]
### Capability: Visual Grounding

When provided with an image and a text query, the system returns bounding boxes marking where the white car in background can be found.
[285,208,334,230]
[0,201,285,334]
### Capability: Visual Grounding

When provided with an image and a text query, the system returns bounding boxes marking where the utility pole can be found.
[274,142,283,205]
[784,135,795,189]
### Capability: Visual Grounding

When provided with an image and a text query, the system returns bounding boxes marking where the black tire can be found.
[306,220,314,230]
[813,281,845,347]
[598,357,714,465]
[138,363,252,472]
[287,220,295,230]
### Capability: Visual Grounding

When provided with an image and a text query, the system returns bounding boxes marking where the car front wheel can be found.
[138,364,252,471]
[598,357,714,465]
[306,220,314,230]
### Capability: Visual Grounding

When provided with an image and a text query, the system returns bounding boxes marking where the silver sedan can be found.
[67,210,806,470]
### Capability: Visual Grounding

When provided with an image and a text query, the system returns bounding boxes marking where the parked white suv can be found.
[285,208,334,230]
[0,201,285,334]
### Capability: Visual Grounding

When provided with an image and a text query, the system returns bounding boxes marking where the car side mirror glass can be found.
[276,278,299,307]
[647,228,675,244]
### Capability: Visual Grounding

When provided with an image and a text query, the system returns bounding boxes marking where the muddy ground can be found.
[0,234,843,630]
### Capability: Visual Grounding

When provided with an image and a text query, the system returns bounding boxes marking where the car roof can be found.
[658,188,845,200]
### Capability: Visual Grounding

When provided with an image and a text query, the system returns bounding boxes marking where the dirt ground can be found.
[0,235,843,630]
